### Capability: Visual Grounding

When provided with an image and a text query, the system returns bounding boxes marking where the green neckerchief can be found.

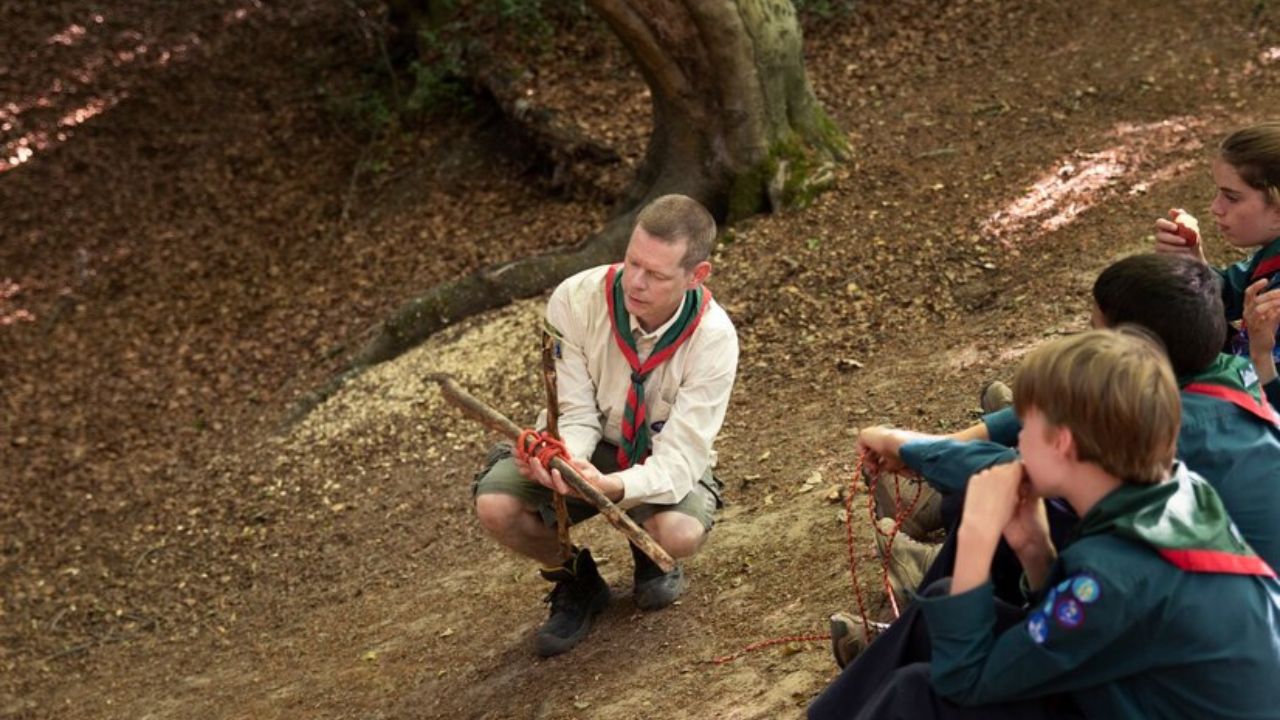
[1074,465,1273,576]
[605,265,708,468]
[1179,354,1265,401]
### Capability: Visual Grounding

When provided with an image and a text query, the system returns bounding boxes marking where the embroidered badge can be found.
[1055,578,1072,593]
[1071,575,1100,604]
[1054,597,1085,629]
[1027,611,1049,645]
[1241,364,1259,390]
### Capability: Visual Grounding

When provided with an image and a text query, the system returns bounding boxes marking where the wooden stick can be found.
[426,373,676,573]
[541,331,574,561]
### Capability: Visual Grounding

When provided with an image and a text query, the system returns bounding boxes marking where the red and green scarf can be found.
[604,264,710,469]
[1077,466,1275,577]
[1181,354,1278,427]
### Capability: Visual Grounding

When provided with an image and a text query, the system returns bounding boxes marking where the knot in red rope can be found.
[516,429,570,471]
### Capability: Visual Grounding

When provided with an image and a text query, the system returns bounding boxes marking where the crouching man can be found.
[472,195,739,656]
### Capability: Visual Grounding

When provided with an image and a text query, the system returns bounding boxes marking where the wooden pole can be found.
[426,373,676,573]
[541,331,574,561]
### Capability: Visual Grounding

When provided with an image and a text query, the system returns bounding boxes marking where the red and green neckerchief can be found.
[1181,353,1279,427]
[604,264,710,469]
[1077,466,1275,577]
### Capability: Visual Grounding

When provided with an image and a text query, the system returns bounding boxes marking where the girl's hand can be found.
[1245,278,1280,385]
[1154,212,1207,263]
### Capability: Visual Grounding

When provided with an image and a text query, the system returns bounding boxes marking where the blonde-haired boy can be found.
[810,329,1280,720]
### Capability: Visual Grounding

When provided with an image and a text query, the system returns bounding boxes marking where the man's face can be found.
[621,226,709,331]
[1209,159,1280,249]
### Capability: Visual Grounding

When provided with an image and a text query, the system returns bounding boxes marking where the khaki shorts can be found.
[472,441,724,531]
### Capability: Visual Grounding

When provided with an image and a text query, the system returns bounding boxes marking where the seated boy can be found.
[809,328,1280,720]
[858,255,1280,613]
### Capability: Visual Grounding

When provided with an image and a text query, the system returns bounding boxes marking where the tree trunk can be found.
[589,0,848,220]
[292,0,846,422]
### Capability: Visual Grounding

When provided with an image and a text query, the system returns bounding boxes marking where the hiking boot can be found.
[980,380,1014,415]
[829,612,873,669]
[631,542,686,611]
[874,517,942,604]
[535,547,610,657]
[872,475,943,538]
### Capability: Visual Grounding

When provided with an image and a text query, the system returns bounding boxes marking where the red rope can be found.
[712,450,925,662]
[515,428,570,470]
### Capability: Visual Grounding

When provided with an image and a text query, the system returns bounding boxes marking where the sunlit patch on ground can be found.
[982,117,1206,245]
[0,279,35,326]
[0,2,262,174]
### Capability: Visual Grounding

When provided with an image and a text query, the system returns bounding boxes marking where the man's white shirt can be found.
[542,265,739,508]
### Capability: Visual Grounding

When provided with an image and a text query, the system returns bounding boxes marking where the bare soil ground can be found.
[4,1,1280,718]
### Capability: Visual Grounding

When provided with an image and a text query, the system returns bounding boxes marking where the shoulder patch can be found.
[1241,363,1259,390]
[1070,574,1101,604]
[1053,597,1085,629]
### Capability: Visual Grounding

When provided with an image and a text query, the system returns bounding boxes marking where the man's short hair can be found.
[1091,253,1226,377]
[635,194,716,270]
[1014,327,1179,485]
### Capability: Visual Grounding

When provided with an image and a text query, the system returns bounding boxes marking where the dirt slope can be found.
[3,0,1279,718]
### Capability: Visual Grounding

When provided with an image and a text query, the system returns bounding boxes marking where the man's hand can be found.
[952,461,1025,594]
[518,453,625,503]
[1245,278,1280,384]
[1153,211,1208,263]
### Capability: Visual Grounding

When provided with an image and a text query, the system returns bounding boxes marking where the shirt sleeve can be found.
[546,283,603,461]
[612,323,739,508]
[982,407,1022,447]
[899,439,1019,495]
[920,568,1134,706]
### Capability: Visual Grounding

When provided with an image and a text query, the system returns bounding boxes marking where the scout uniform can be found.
[809,467,1280,720]
[1220,235,1280,374]
[919,466,1280,718]
[979,353,1280,571]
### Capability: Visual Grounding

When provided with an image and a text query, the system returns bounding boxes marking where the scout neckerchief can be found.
[604,264,710,469]
[1232,238,1280,361]
[1249,236,1280,281]
[1181,354,1279,427]
[1075,465,1275,577]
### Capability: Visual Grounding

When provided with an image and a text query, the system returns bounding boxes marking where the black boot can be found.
[630,542,685,611]
[535,547,610,657]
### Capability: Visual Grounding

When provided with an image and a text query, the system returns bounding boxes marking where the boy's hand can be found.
[1002,482,1057,590]
[959,461,1025,534]
[952,461,1025,594]
[857,425,908,474]
[1154,210,1207,263]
